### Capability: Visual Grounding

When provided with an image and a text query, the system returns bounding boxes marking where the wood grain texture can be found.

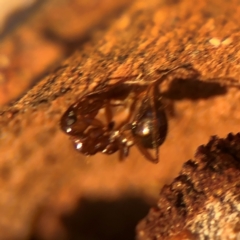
[0,0,240,239]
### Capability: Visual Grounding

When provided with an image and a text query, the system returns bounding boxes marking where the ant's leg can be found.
[104,75,140,87]
[121,64,200,86]
[156,63,194,73]
[156,65,240,89]
[118,142,130,161]
[134,139,159,163]
[147,86,160,162]
[117,97,139,130]
[104,100,114,129]
[155,63,200,86]
[107,75,139,81]
[104,99,134,130]
[86,117,105,128]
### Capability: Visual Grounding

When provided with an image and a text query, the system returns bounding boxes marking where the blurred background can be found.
[1,0,240,240]
[0,0,132,106]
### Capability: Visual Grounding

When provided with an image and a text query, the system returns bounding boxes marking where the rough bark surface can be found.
[0,0,240,239]
[137,133,240,239]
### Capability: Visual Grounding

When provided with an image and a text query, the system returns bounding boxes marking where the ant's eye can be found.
[60,107,77,134]
[60,106,89,136]
[131,100,168,149]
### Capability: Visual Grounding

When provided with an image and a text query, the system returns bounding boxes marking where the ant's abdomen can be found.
[132,102,168,149]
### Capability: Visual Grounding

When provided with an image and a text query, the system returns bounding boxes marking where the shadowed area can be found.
[162,78,227,100]
[31,196,150,240]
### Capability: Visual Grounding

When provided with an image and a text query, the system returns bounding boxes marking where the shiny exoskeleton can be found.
[60,64,197,163]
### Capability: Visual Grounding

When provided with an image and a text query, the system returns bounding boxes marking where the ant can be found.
[60,63,239,163]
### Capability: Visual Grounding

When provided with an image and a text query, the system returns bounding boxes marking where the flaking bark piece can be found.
[136,133,240,240]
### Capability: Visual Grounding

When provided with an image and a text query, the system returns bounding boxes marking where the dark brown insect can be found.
[60,64,199,163]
